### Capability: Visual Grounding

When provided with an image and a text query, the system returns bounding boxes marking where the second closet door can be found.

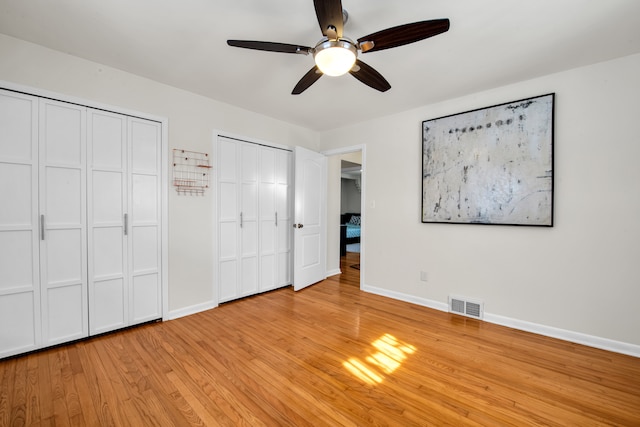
[217,137,291,303]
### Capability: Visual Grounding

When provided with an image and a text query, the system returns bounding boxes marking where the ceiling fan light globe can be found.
[313,39,357,77]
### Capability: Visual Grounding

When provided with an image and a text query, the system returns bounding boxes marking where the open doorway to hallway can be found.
[328,149,363,286]
[340,160,361,274]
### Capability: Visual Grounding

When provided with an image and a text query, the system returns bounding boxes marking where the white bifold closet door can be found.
[217,136,292,303]
[39,99,88,347]
[0,90,162,358]
[0,90,41,357]
[0,94,89,354]
[88,110,161,335]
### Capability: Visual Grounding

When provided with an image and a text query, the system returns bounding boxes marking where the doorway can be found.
[324,145,365,289]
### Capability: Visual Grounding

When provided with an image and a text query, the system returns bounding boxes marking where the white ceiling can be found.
[1,0,639,132]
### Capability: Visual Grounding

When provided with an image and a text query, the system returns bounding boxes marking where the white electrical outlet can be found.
[420,271,428,281]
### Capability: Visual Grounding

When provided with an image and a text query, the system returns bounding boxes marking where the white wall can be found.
[319,53,640,351]
[0,34,318,317]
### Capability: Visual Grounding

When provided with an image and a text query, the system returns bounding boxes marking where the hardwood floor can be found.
[2,253,639,426]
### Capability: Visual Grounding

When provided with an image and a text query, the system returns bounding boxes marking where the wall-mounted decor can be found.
[173,149,212,194]
[422,93,554,226]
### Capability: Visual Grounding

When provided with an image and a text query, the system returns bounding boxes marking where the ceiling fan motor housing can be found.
[313,38,357,76]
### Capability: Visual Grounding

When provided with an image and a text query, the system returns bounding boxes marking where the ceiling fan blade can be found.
[357,19,450,53]
[227,40,311,55]
[292,66,323,95]
[314,0,344,39]
[349,60,391,92]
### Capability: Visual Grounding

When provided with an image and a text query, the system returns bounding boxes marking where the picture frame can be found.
[421,93,554,226]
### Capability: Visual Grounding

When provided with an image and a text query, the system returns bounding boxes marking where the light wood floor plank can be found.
[2,253,640,425]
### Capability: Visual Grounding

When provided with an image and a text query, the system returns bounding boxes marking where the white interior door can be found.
[293,146,327,291]
[88,110,128,334]
[0,90,41,358]
[39,98,88,346]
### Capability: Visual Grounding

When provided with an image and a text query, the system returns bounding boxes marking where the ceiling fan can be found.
[227,0,450,94]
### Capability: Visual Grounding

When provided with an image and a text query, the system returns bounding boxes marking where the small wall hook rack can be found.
[172,149,212,195]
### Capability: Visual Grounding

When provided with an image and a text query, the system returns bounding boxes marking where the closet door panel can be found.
[240,219,258,296]
[219,260,237,302]
[87,110,127,334]
[0,292,37,354]
[0,90,40,357]
[260,254,275,291]
[217,137,240,302]
[92,171,123,222]
[240,256,257,296]
[44,230,85,342]
[45,229,83,284]
[132,274,160,322]
[241,182,258,220]
[219,182,237,220]
[0,163,33,225]
[240,143,258,297]
[0,92,35,161]
[132,175,158,222]
[259,147,276,291]
[132,226,158,271]
[130,120,159,173]
[128,118,161,325]
[276,151,292,287]
[39,99,87,346]
[219,223,237,259]
[44,168,83,224]
[218,139,237,181]
[42,105,83,165]
[91,113,124,169]
[93,228,124,277]
[93,278,125,330]
[46,284,84,341]
[0,231,34,289]
[92,226,125,330]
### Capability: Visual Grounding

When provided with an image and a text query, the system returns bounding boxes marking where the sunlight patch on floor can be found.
[343,334,416,385]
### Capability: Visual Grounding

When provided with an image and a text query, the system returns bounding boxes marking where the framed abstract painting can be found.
[421,93,554,226]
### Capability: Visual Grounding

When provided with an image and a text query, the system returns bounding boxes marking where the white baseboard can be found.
[362,284,449,312]
[361,284,640,358]
[484,313,640,358]
[165,300,218,321]
[326,268,342,277]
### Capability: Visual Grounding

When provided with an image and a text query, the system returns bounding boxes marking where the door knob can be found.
[293,223,304,228]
